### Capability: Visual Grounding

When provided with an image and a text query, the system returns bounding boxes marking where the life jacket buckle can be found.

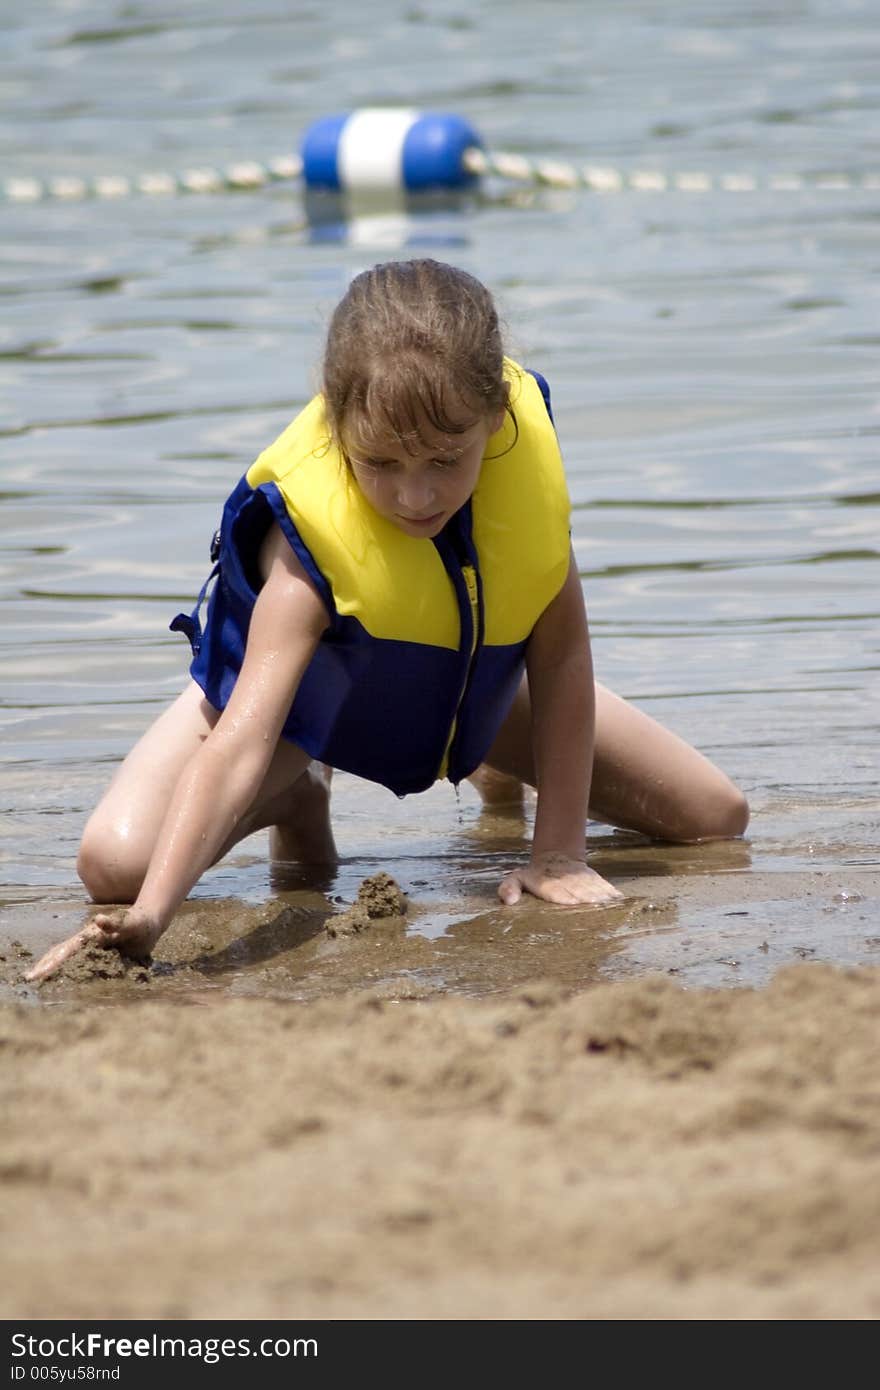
[169,560,221,657]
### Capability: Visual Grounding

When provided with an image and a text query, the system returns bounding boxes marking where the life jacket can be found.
[172,359,571,796]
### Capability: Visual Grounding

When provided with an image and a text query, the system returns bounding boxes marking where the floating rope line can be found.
[4,102,879,205]
[5,151,878,204]
[462,148,880,194]
[2,155,303,203]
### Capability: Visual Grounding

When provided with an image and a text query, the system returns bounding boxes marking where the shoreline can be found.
[4,858,878,1005]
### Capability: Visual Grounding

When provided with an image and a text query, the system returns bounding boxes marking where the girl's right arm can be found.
[125,542,328,945]
[27,536,329,976]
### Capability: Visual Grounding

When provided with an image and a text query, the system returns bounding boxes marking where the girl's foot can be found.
[468,763,525,810]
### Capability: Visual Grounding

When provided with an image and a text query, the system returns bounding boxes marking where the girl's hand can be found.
[24,908,162,983]
[498,852,624,907]
[86,907,164,957]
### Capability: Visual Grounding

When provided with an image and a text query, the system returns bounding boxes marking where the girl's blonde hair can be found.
[322,259,510,459]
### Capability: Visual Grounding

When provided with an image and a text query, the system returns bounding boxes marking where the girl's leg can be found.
[77,680,335,904]
[466,763,526,809]
[476,678,749,842]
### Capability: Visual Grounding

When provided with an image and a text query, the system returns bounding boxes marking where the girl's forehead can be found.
[343,403,483,458]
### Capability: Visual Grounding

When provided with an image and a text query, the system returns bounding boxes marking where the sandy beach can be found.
[3,860,879,1322]
[3,0,880,1331]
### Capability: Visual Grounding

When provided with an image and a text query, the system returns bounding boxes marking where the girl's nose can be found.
[396,473,436,514]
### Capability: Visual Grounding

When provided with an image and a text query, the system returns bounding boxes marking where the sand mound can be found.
[326,872,408,937]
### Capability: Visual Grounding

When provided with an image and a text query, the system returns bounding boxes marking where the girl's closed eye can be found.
[358,456,397,472]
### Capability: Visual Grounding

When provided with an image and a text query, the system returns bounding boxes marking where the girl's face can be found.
[344,404,505,540]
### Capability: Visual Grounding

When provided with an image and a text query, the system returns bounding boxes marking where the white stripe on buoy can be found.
[337,108,419,192]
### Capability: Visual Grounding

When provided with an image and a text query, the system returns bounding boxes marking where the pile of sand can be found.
[325,871,408,937]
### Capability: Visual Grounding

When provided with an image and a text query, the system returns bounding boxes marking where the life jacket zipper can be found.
[437,562,480,781]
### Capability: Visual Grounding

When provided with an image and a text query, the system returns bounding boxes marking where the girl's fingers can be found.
[23,922,106,983]
[499,862,624,907]
[92,914,124,941]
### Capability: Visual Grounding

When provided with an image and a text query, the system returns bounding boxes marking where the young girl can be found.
[28,259,748,980]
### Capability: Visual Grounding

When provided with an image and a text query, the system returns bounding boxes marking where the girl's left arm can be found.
[498,549,623,906]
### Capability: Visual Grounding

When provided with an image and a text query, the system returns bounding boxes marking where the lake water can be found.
[1,0,878,996]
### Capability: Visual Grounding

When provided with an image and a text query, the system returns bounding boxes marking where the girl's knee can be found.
[679,782,750,842]
[76,824,146,904]
[722,785,750,838]
[468,763,525,808]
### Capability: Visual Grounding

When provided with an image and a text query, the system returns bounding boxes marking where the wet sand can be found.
[3,856,880,1320]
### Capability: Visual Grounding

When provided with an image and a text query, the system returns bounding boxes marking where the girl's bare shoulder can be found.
[257,518,292,583]
[257,521,329,632]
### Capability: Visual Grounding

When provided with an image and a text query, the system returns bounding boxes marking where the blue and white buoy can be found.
[301,109,483,194]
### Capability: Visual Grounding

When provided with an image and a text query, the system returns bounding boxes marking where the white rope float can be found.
[466,150,880,193]
[2,156,303,203]
[3,108,879,203]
